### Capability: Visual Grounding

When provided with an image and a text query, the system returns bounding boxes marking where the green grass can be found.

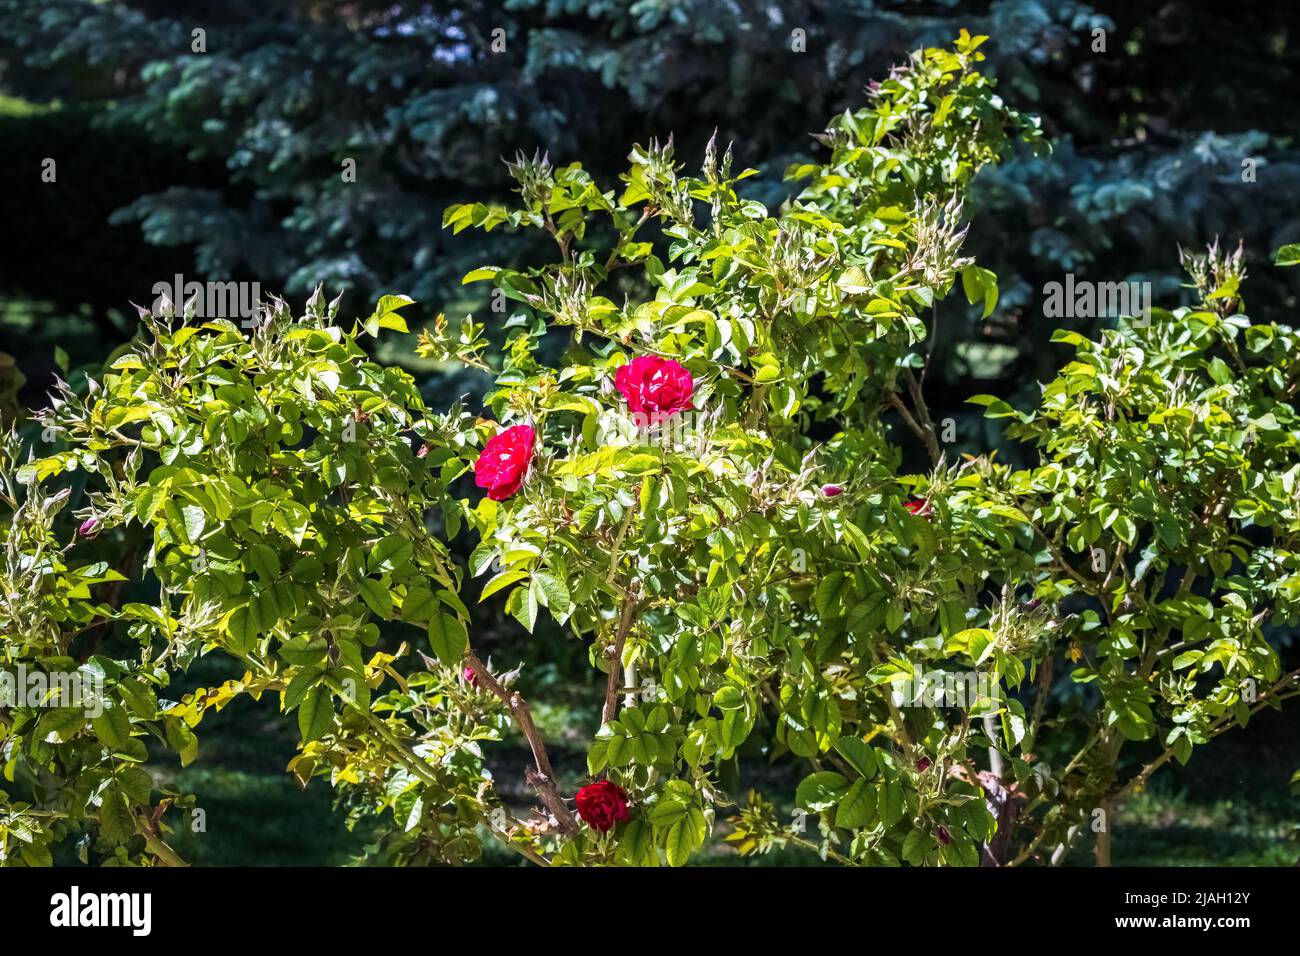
[1105,707,1300,867]
[0,94,58,118]
[157,692,373,866]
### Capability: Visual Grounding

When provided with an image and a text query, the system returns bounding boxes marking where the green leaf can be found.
[401,585,437,624]
[511,584,539,633]
[1274,244,1300,267]
[814,571,845,619]
[91,703,133,750]
[619,817,658,867]
[369,534,413,573]
[902,826,932,864]
[961,265,998,318]
[664,808,707,867]
[357,578,393,618]
[116,766,154,805]
[246,543,281,582]
[227,604,260,655]
[98,787,137,845]
[796,771,849,811]
[532,571,571,615]
[282,665,321,712]
[427,611,468,664]
[878,781,905,826]
[37,707,85,743]
[297,684,335,742]
[834,778,876,829]
[833,736,878,779]
[480,569,529,601]
[164,718,198,766]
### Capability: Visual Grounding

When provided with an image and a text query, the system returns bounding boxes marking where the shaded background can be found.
[2,0,1297,864]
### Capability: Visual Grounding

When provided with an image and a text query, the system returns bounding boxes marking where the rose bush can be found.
[2,33,1298,867]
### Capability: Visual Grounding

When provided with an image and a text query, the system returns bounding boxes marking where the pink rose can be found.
[614,356,693,425]
[474,424,536,501]
[77,517,100,538]
[463,666,479,687]
[822,484,843,498]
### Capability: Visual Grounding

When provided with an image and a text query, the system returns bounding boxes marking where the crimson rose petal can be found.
[574,780,630,832]
[614,356,693,426]
[474,424,536,501]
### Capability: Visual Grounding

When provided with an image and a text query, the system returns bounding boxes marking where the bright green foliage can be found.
[2,36,1297,868]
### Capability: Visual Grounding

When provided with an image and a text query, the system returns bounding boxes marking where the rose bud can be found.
[915,756,932,773]
[462,666,479,687]
[416,443,429,459]
[574,780,630,832]
[77,517,100,538]
[936,825,952,845]
[821,484,844,498]
[474,423,536,501]
[903,498,932,518]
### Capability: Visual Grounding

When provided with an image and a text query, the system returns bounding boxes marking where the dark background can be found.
[1,0,1297,864]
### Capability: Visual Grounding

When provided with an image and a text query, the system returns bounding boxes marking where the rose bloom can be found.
[474,424,536,501]
[904,498,932,518]
[574,780,630,832]
[614,356,693,425]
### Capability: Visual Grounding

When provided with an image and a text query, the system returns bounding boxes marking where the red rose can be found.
[614,356,693,425]
[915,756,932,773]
[574,780,630,832]
[822,484,843,498]
[904,498,932,518]
[462,666,479,687]
[474,424,536,501]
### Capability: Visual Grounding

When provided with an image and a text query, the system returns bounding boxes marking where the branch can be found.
[602,591,640,727]
[464,652,579,834]
[138,806,189,868]
[887,388,940,466]
[902,367,942,466]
